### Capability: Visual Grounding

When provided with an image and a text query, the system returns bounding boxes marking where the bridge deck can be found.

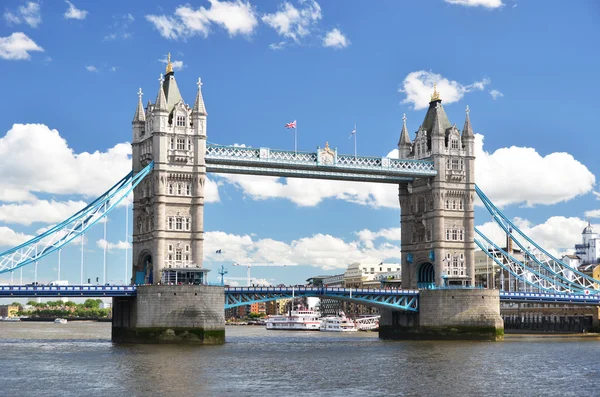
[205,145,437,183]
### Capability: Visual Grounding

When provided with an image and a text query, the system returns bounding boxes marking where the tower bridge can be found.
[1,60,600,343]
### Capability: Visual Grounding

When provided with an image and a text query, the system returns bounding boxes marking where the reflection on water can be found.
[1,322,598,397]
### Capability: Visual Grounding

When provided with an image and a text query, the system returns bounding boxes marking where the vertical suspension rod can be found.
[103,202,108,285]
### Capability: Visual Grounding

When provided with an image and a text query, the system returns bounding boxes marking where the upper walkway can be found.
[2,285,599,310]
[205,144,437,183]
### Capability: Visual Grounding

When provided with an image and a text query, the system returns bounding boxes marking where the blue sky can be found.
[0,0,599,287]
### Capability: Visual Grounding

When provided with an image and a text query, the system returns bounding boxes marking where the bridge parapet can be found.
[205,145,436,182]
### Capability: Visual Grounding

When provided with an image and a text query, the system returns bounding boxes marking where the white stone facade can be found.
[130,66,207,284]
[398,91,476,288]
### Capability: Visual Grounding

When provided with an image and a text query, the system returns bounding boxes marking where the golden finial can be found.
[325,142,330,149]
[430,83,440,101]
[166,52,173,74]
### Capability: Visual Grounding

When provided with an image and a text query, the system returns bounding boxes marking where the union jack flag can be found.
[285,120,296,129]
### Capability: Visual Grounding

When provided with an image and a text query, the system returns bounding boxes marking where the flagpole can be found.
[354,123,357,158]
[295,122,298,153]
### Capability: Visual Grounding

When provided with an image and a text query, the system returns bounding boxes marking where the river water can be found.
[0,322,598,397]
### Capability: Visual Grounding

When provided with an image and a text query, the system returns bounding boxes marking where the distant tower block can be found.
[130,55,209,286]
[397,87,476,289]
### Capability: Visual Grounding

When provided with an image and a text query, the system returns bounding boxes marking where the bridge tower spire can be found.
[398,86,475,289]
[130,63,210,285]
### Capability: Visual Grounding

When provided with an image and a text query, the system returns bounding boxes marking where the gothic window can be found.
[168,218,173,230]
[451,139,459,149]
[459,200,464,210]
[199,121,204,132]
[460,159,464,170]
[446,230,451,240]
[185,245,190,252]
[186,218,191,231]
[177,184,182,195]
[177,138,185,150]
[185,254,189,261]
[418,197,425,213]
[176,251,182,261]
[187,139,191,150]
[459,230,464,241]
[452,230,458,240]
[445,200,450,209]
[176,217,183,230]
[168,244,173,252]
[452,200,456,210]
[169,138,174,150]
[176,115,185,127]
[452,159,459,170]
[452,257,458,267]
[446,159,450,169]
[168,184,173,195]
[168,254,173,261]
[186,183,191,196]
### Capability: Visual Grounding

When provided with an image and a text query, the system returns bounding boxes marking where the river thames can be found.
[0,322,598,397]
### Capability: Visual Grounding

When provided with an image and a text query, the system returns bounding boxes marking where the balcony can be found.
[168,149,193,164]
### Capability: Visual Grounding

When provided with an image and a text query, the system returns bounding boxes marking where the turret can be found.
[153,74,168,132]
[398,113,411,158]
[132,87,145,143]
[429,85,447,155]
[462,105,475,155]
[192,77,207,138]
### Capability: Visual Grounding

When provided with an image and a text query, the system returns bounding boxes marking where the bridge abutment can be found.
[112,285,225,344]
[379,289,504,341]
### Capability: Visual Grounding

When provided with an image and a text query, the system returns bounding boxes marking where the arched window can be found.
[445,200,450,209]
[446,230,451,240]
[459,230,464,241]
[177,184,182,195]
[168,184,173,195]
[452,200,456,210]
[459,200,463,210]
[186,184,191,196]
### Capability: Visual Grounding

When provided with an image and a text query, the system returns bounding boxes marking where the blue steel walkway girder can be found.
[205,145,437,183]
[224,287,420,312]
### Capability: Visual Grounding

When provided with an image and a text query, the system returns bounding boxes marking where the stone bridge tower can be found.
[130,55,208,285]
[397,86,476,289]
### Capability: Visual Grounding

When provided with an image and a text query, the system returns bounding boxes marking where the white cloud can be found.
[0,32,44,61]
[356,227,401,249]
[159,56,185,71]
[400,70,490,110]
[490,89,504,99]
[594,191,600,200]
[476,216,595,256]
[146,0,258,40]
[475,134,595,207]
[0,200,87,226]
[85,65,98,72]
[104,14,135,41]
[269,41,286,50]
[262,0,322,44]
[323,28,349,49]
[204,227,401,271]
[0,226,33,247]
[445,0,504,8]
[3,2,42,28]
[96,239,131,251]
[585,209,600,219]
[64,1,88,20]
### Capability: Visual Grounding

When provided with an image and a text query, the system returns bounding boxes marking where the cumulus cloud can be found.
[0,200,87,226]
[474,134,595,207]
[203,227,402,271]
[64,1,88,20]
[85,65,98,72]
[445,0,504,8]
[159,55,185,71]
[0,32,44,61]
[262,0,322,44]
[3,2,41,28]
[146,0,258,40]
[476,216,595,256]
[585,209,600,219]
[400,71,490,110]
[490,89,504,99]
[0,226,34,247]
[96,239,131,251]
[323,28,349,48]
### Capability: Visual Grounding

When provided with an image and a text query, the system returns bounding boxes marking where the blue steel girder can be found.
[205,144,436,183]
[224,287,420,312]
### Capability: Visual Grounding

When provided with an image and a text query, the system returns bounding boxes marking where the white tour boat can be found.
[54,318,68,324]
[266,310,321,331]
[320,312,358,332]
